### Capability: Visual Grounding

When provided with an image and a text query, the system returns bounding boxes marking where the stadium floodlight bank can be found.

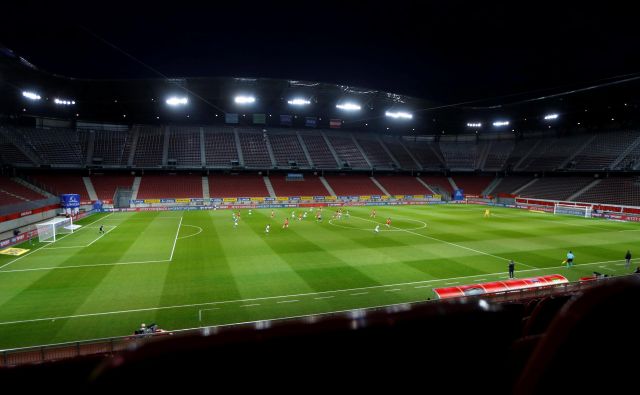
[36,217,79,242]
[553,203,593,218]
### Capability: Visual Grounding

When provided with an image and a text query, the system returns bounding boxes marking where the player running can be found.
[374,224,380,234]
[249,209,253,215]
[298,212,303,221]
[270,210,275,218]
[265,224,270,234]
[484,208,491,218]
[283,218,290,229]
[385,217,392,228]
[99,224,105,234]
[370,208,377,218]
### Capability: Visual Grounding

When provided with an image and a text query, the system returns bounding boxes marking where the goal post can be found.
[553,203,593,218]
[36,217,76,243]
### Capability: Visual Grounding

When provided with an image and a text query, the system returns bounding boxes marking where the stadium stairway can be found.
[415,177,436,194]
[319,176,337,196]
[513,178,538,195]
[447,177,459,191]
[370,177,391,196]
[263,176,277,198]
[131,176,142,200]
[12,177,55,198]
[567,179,601,201]
[202,176,210,198]
[82,177,98,201]
[483,177,502,195]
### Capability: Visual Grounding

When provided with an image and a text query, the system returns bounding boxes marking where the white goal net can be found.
[553,203,593,218]
[36,217,78,242]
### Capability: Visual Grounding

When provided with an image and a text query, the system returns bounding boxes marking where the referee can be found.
[508,260,515,279]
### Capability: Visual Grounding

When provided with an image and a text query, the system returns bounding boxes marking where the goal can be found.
[36,217,78,243]
[553,203,593,218]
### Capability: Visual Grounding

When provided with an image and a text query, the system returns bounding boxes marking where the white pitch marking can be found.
[414,285,431,289]
[177,224,203,240]
[351,215,538,269]
[45,224,116,250]
[0,258,631,326]
[0,259,171,273]
[350,292,369,296]
[445,282,459,285]
[241,304,261,307]
[0,213,114,271]
[384,288,402,292]
[168,216,183,261]
[277,300,299,304]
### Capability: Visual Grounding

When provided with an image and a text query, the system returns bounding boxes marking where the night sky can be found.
[2,1,639,104]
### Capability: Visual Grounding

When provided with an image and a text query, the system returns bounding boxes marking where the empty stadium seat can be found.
[323,175,384,195]
[136,174,203,199]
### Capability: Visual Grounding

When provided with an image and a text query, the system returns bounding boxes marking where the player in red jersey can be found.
[385,217,391,228]
[283,218,289,229]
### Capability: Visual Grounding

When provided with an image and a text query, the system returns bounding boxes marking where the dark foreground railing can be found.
[0,275,614,367]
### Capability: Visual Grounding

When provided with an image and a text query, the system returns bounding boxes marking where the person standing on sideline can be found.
[566,250,575,268]
[625,250,632,269]
[508,260,515,279]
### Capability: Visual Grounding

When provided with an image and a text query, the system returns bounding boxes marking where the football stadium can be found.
[1,3,640,393]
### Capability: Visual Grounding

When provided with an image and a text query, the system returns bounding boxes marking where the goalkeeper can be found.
[484,208,491,218]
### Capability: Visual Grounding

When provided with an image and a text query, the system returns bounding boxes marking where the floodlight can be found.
[385,111,413,119]
[22,91,41,100]
[336,102,361,111]
[466,122,482,128]
[235,95,256,104]
[166,97,188,106]
[544,114,559,120]
[493,120,509,127]
[54,98,76,105]
[288,98,311,106]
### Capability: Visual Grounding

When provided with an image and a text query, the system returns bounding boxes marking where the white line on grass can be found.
[241,304,261,307]
[177,225,203,240]
[0,258,629,327]
[276,300,299,304]
[169,216,183,261]
[351,214,538,269]
[47,225,118,250]
[86,225,117,247]
[0,213,114,271]
[350,292,369,296]
[0,259,171,273]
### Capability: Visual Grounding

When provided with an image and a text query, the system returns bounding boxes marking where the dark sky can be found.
[2,1,639,103]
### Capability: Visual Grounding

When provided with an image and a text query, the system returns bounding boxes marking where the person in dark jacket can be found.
[625,250,632,269]
[508,260,515,279]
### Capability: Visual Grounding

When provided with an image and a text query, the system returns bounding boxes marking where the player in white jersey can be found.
[265,224,270,234]
[374,224,380,233]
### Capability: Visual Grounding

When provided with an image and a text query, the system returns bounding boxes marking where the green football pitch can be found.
[0,204,638,350]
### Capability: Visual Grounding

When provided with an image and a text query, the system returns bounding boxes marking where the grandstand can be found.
[1,22,640,393]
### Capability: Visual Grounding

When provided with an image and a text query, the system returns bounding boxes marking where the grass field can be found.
[0,204,638,350]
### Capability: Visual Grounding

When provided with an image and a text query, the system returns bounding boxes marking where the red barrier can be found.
[433,274,569,299]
